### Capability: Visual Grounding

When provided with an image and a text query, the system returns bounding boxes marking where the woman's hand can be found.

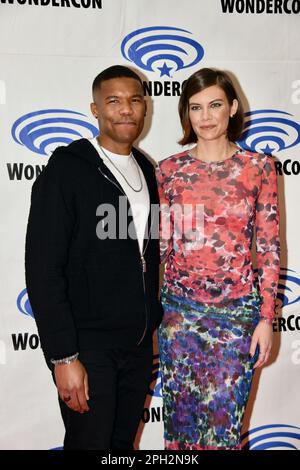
[249,321,273,369]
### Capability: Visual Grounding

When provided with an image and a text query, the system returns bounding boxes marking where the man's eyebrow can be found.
[105,93,144,100]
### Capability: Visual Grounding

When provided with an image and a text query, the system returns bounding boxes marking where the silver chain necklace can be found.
[97,142,143,193]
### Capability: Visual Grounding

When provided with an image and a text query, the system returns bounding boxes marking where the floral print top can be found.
[156,149,280,321]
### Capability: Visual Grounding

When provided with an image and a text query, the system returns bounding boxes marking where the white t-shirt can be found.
[90,138,150,253]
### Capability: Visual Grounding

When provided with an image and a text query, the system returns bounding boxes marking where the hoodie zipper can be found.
[98,165,150,345]
[136,216,152,345]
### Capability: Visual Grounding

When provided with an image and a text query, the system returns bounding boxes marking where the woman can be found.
[156,68,280,450]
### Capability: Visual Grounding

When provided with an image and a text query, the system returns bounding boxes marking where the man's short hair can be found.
[92,65,143,95]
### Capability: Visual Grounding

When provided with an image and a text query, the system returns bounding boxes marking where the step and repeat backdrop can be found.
[0,0,300,450]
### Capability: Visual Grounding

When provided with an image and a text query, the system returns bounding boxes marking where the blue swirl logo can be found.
[241,424,300,450]
[12,109,98,156]
[17,289,34,319]
[238,109,300,155]
[148,354,162,398]
[276,268,300,310]
[121,26,204,78]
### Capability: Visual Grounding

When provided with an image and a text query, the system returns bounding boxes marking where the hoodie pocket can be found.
[84,264,127,326]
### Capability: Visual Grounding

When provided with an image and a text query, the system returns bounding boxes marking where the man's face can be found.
[91,77,146,152]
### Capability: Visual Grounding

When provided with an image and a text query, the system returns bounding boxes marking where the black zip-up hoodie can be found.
[25,138,162,364]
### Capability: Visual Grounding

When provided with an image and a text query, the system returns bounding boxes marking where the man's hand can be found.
[54,359,90,413]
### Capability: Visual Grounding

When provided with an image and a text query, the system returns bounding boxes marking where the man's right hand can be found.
[54,359,90,413]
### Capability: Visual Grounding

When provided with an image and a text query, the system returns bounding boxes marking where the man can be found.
[25,65,161,450]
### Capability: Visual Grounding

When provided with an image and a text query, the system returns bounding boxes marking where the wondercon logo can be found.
[238,109,300,155]
[17,288,34,319]
[241,424,300,450]
[12,109,98,156]
[121,26,204,78]
[148,354,162,398]
[276,268,300,310]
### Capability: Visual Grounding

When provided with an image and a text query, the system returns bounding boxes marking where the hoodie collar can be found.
[51,138,151,175]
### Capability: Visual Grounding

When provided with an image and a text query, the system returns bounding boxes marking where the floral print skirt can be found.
[158,286,261,450]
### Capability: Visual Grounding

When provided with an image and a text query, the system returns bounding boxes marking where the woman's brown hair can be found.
[178,68,244,145]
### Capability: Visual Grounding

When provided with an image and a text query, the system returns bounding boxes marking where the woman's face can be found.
[188,85,238,142]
